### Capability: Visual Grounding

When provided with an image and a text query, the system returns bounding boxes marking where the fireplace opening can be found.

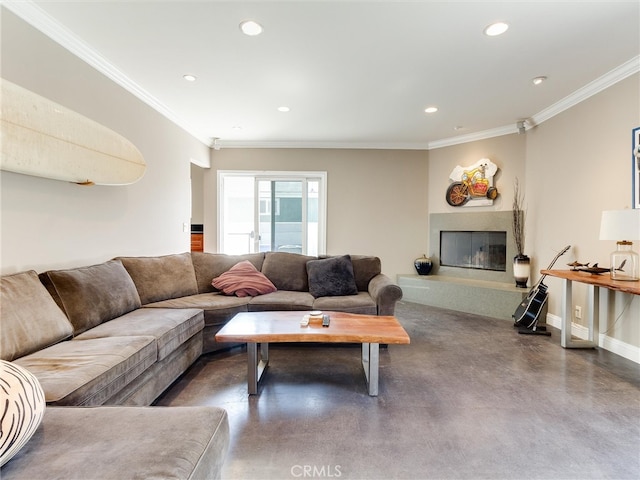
[440,231,506,272]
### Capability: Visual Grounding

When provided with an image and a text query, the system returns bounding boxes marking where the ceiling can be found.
[5,1,640,149]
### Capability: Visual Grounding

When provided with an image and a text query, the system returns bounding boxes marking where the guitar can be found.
[513,245,571,329]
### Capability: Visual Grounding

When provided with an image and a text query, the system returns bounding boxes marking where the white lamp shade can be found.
[599,209,640,241]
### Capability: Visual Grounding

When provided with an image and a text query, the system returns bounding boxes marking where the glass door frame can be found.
[217,170,327,255]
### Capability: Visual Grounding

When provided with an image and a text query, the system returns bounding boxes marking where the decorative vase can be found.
[513,254,531,288]
[414,255,433,275]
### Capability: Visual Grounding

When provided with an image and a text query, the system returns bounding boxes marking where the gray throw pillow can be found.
[306,255,358,298]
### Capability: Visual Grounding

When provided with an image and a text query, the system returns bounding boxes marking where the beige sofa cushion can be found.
[261,252,316,291]
[191,252,266,293]
[1,271,74,361]
[248,291,315,311]
[118,253,198,305]
[347,255,382,291]
[146,293,251,331]
[147,292,251,312]
[15,336,157,406]
[75,308,204,361]
[312,291,377,314]
[40,260,141,335]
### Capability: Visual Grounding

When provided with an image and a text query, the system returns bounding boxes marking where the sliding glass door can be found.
[219,171,326,256]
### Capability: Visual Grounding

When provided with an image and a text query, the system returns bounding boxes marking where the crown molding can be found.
[530,55,640,127]
[5,1,638,152]
[428,56,640,150]
[427,125,519,150]
[2,0,214,147]
[216,140,430,150]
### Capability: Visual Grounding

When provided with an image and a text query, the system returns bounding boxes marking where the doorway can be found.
[218,171,326,256]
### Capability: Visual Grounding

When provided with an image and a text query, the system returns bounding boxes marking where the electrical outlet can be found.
[574,305,582,320]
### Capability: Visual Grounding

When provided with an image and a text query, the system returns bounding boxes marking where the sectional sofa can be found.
[0,251,402,479]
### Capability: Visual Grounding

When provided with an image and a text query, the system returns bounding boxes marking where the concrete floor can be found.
[155,301,640,480]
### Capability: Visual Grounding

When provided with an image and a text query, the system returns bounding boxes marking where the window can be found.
[218,171,326,255]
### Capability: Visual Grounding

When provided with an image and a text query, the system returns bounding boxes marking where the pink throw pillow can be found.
[212,260,277,297]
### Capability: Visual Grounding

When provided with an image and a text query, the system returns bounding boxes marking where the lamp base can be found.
[610,241,639,281]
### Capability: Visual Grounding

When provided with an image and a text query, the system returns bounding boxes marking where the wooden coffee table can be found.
[215,311,410,396]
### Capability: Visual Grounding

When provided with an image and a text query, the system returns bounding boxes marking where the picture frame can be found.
[634,127,640,209]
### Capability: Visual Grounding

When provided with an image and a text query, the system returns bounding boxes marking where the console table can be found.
[541,269,640,349]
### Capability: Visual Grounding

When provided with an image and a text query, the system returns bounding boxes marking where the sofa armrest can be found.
[367,274,403,316]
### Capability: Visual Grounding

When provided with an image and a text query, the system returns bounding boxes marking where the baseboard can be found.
[546,313,640,364]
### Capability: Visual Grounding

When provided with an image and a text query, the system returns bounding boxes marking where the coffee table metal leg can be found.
[247,342,269,395]
[361,342,380,396]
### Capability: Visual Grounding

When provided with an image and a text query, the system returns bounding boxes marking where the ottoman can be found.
[0,406,229,480]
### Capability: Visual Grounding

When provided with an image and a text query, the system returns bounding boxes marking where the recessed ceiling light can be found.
[278,106,290,113]
[183,74,197,82]
[454,126,465,131]
[483,22,509,36]
[232,125,243,131]
[532,76,547,85]
[240,20,263,36]
[424,106,438,114]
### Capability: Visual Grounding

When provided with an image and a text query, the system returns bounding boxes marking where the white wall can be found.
[191,163,205,225]
[526,73,640,351]
[0,10,209,274]
[204,148,429,279]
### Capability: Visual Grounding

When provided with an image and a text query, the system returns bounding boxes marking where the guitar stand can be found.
[514,322,552,336]
[511,245,571,339]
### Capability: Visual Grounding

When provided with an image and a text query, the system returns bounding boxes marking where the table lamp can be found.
[599,209,640,281]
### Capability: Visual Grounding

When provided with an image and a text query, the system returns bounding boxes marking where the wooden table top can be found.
[541,269,640,295]
[215,311,411,344]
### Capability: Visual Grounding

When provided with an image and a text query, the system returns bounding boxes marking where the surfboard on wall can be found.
[0,78,146,186]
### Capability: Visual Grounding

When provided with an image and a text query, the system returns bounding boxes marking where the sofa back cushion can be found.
[118,253,198,304]
[350,255,382,291]
[1,271,74,361]
[191,252,265,293]
[40,260,142,335]
[261,252,316,292]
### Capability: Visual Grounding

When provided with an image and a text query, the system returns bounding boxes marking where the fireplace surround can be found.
[397,211,526,320]
[429,211,518,284]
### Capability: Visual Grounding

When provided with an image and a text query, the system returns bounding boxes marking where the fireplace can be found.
[429,211,517,283]
[440,231,506,271]
[398,211,525,319]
